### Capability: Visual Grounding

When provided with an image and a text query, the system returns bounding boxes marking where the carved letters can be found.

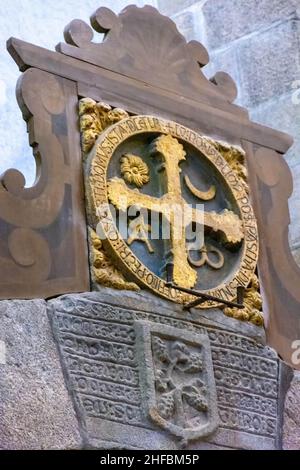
[49,294,279,448]
[87,115,259,308]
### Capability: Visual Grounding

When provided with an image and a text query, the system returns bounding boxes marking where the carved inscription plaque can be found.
[136,322,219,446]
[49,291,279,450]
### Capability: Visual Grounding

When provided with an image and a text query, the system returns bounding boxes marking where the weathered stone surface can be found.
[283,371,300,449]
[202,0,299,50]
[203,46,243,106]
[0,299,81,450]
[158,0,199,16]
[136,321,219,445]
[49,288,282,450]
[250,91,300,170]
[292,245,300,267]
[237,20,300,107]
[173,10,195,41]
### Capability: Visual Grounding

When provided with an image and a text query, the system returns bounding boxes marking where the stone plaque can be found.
[136,322,219,446]
[86,114,259,309]
[49,290,280,450]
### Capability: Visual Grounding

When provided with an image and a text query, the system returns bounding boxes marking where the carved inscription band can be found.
[88,116,258,307]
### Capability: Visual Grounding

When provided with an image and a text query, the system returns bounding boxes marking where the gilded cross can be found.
[107,135,244,289]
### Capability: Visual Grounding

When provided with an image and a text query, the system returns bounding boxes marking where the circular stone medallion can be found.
[87,115,258,307]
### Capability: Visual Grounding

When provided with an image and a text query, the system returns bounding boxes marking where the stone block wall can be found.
[158,0,300,265]
[0,299,81,449]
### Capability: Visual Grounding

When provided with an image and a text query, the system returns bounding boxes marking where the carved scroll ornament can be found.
[0,69,89,299]
[58,5,239,107]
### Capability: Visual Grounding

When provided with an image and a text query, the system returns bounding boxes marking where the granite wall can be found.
[283,371,300,450]
[0,299,81,449]
[158,0,300,265]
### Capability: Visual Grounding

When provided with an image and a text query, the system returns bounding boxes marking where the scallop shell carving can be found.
[60,5,238,104]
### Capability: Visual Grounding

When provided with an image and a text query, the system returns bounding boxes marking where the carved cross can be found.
[108,135,244,289]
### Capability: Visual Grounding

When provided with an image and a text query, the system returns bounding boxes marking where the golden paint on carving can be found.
[89,228,139,291]
[107,134,244,289]
[120,154,150,187]
[204,137,248,192]
[184,175,216,201]
[199,208,244,245]
[188,244,224,269]
[223,273,264,326]
[87,114,259,310]
[155,134,186,166]
[127,215,154,253]
[202,139,263,325]
[79,98,129,154]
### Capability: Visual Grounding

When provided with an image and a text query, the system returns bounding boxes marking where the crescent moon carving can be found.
[184,174,216,201]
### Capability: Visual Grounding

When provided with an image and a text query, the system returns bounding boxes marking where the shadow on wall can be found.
[0,0,156,187]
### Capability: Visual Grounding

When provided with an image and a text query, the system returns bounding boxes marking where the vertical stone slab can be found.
[0,299,82,449]
[283,371,300,450]
[49,289,284,450]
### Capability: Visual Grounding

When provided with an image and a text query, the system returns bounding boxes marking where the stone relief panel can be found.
[81,106,262,327]
[49,291,279,450]
[80,101,263,327]
[136,322,219,447]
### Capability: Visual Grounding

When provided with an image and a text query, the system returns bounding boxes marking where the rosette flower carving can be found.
[120,154,150,188]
